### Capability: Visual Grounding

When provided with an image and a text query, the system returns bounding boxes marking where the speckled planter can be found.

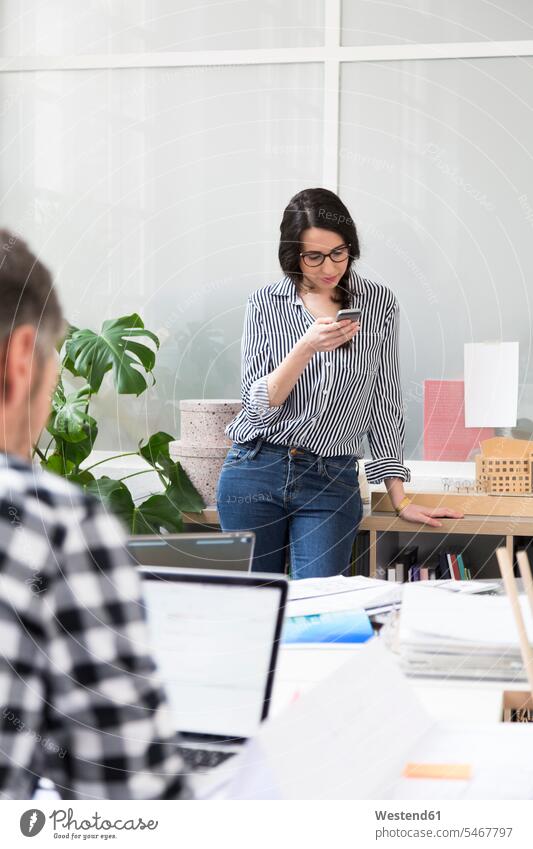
[170,399,242,506]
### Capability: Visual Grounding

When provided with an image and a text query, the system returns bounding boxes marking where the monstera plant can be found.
[33,314,204,533]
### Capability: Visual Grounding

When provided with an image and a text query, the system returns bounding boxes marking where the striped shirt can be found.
[226,271,411,485]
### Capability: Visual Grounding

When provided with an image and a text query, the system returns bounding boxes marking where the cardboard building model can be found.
[475,437,533,496]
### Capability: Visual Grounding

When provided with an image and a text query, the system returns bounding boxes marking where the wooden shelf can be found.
[360,508,533,536]
[183,504,533,579]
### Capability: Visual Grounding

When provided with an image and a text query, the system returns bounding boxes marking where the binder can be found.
[438,551,451,579]
[395,562,405,583]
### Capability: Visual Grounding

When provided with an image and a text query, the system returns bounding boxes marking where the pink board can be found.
[423,380,494,461]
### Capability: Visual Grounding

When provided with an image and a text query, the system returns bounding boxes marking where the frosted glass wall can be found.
[339,57,533,458]
[342,0,533,46]
[2,2,532,458]
[0,63,324,447]
[0,0,324,54]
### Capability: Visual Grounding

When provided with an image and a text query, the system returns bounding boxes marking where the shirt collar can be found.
[0,451,36,472]
[270,276,298,302]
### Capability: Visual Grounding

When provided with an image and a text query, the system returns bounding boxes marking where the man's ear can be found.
[1,325,39,406]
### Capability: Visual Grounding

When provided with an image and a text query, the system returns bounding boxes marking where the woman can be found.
[217,188,461,578]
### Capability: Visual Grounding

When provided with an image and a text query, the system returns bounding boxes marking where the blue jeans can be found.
[216,439,363,579]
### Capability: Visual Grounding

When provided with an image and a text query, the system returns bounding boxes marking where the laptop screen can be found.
[128,532,254,572]
[141,571,286,740]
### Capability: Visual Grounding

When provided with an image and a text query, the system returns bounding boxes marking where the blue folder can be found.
[282,609,374,644]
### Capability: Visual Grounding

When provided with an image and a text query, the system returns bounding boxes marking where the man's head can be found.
[0,230,64,459]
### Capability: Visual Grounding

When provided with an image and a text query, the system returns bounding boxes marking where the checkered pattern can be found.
[0,453,189,800]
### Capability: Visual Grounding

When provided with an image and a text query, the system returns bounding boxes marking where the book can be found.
[450,554,461,581]
[353,530,370,577]
[419,566,429,581]
[395,562,405,582]
[456,553,467,580]
[387,566,396,582]
[437,551,450,579]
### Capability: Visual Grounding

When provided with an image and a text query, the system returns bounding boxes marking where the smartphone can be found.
[336,308,362,323]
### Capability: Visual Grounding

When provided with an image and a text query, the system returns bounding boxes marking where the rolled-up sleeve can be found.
[241,299,283,427]
[365,299,411,485]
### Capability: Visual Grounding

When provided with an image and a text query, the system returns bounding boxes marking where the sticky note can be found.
[403,763,472,781]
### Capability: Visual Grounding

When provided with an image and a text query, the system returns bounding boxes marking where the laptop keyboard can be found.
[177,745,236,771]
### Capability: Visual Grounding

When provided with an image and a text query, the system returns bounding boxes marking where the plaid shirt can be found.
[0,453,189,800]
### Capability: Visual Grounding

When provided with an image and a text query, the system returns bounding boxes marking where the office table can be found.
[274,643,507,723]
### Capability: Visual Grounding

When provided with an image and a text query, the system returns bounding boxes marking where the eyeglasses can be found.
[299,243,351,268]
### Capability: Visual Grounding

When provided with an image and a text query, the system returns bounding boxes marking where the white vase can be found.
[170,399,242,506]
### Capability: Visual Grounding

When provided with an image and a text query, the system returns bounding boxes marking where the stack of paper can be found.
[398,584,533,680]
[287,575,401,618]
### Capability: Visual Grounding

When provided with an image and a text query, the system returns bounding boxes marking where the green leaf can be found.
[86,477,136,529]
[132,493,184,535]
[58,324,85,377]
[85,477,185,534]
[165,466,205,512]
[66,314,160,395]
[41,453,75,477]
[138,431,174,468]
[67,469,95,486]
[46,435,95,470]
[60,436,95,467]
[138,433,205,512]
[41,451,95,486]
[48,384,97,445]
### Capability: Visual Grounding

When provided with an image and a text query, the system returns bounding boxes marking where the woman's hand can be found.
[399,502,464,528]
[300,316,360,354]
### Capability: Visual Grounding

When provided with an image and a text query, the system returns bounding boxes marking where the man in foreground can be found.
[0,230,188,799]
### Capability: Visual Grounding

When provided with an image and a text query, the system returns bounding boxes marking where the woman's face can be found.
[299,227,350,291]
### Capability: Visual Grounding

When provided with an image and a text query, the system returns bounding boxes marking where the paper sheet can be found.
[464,342,518,427]
[400,584,533,647]
[286,585,401,618]
[288,575,385,601]
[227,640,434,800]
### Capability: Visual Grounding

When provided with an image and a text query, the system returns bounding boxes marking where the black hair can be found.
[278,187,360,311]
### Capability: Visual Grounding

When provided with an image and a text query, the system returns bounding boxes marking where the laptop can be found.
[128,531,255,572]
[140,567,288,772]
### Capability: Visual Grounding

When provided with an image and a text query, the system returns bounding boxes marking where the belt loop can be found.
[317,455,325,475]
[249,436,264,459]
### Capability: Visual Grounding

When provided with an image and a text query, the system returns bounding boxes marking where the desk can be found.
[194,642,512,799]
[274,643,507,724]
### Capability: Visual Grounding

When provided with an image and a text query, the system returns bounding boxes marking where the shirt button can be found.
[325,362,331,368]
[323,390,328,395]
